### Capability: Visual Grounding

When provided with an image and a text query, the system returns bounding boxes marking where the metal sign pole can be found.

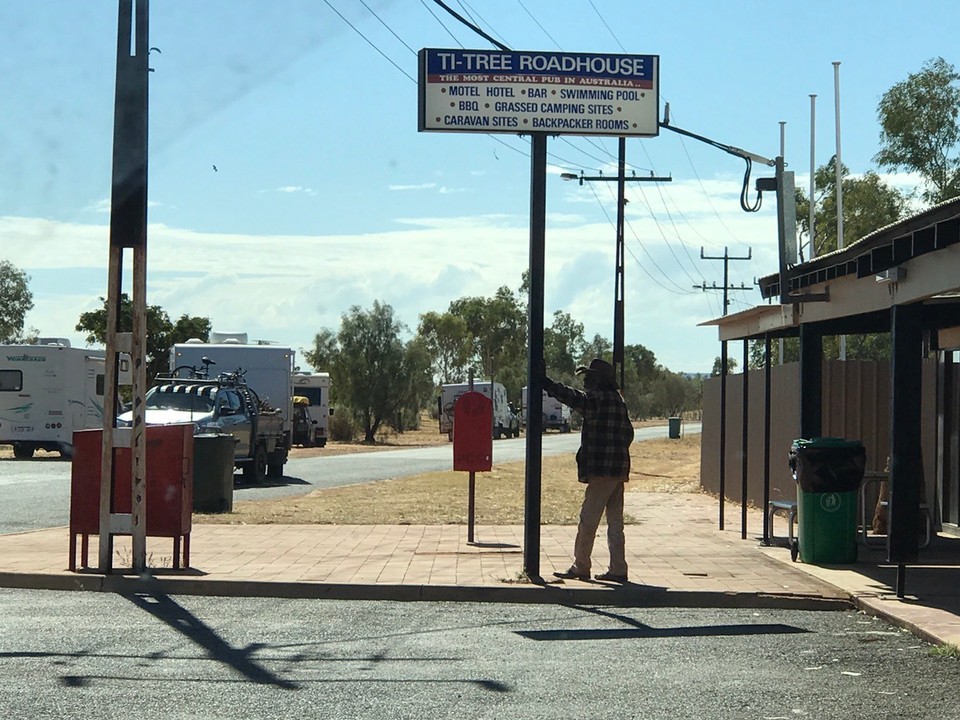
[523,132,547,580]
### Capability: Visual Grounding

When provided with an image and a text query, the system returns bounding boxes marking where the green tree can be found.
[582,334,611,363]
[0,260,34,343]
[303,329,338,374]
[171,314,212,345]
[748,333,889,370]
[328,301,432,443]
[875,57,960,205]
[395,336,436,431]
[75,294,210,380]
[448,286,526,399]
[416,310,472,384]
[797,157,906,257]
[543,310,587,381]
[711,355,738,376]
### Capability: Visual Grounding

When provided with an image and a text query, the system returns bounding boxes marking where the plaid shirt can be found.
[545,381,634,482]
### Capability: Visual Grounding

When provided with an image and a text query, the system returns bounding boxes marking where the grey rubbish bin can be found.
[193,434,236,513]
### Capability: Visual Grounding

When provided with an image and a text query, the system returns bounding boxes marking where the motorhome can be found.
[0,341,118,458]
[168,334,295,437]
[291,372,332,447]
[521,385,572,433]
[438,381,520,440]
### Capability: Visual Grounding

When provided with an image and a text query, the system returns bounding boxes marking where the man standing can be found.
[542,358,634,583]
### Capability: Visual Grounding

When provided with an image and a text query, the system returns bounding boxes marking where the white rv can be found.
[438,381,520,441]
[0,341,113,458]
[169,334,295,436]
[291,372,332,447]
[521,385,572,433]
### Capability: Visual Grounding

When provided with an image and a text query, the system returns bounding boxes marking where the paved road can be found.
[0,588,953,719]
[0,424,701,533]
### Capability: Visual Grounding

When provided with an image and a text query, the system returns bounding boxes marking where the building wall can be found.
[700,359,938,518]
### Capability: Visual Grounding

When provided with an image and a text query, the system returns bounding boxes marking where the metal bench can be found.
[767,499,798,544]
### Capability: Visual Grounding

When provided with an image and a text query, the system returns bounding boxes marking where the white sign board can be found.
[418,49,659,138]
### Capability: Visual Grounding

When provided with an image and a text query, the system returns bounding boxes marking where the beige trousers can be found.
[572,477,627,576]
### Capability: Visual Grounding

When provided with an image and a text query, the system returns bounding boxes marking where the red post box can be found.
[453,391,493,472]
[69,424,194,571]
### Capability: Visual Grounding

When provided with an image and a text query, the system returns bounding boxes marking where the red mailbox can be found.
[69,424,194,571]
[453,391,493,472]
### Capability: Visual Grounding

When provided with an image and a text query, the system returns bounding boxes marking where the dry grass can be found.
[195,432,702,526]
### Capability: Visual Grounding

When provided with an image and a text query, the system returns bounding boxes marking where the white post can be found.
[834,61,846,360]
[809,94,817,259]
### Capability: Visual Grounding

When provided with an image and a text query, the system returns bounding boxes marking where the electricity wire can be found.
[419,0,464,47]
[456,0,512,49]
[584,181,693,295]
[516,0,562,49]
[358,0,418,55]
[322,0,416,82]
[431,0,509,50]
[588,0,627,52]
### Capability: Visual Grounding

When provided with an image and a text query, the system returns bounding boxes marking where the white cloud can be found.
[388,182,438,191]
[273,186,316,195]
[0,175,786,373]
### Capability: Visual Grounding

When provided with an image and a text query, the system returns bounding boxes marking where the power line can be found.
[584,181,692,295]
[456,0,512,49]
[516,0,562,49]
[588,0,627,52]
[419,0,464,47]
[431,0,509,50]
[322,0,416,82]
[358,0,417,55]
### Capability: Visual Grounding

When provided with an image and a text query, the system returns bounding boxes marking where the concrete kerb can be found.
[0,571,851,610]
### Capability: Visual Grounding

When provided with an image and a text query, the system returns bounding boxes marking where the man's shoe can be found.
[553,569,589,581]
[594,572,628,583]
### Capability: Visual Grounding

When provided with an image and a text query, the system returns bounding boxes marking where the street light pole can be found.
[561,153,671,390]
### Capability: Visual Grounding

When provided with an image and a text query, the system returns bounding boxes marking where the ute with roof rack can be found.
[117,359,289,483]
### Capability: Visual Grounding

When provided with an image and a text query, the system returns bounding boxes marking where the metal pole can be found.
[809,94,817,259]
[834,62,846,361]
[719,340,727,530]
[762,334,772,545]
[523,133,547,580]
[741,338,749,540]
[467,371,475,544]
[614,137,626,390]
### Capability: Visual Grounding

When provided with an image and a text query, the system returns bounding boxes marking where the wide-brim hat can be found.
[575,358,617,387]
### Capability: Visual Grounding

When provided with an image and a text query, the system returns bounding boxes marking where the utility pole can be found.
[100,0,150,573]
[561,157,671,389]
[696,246,751,531]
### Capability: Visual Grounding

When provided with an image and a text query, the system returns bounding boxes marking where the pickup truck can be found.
[117,372,289,483]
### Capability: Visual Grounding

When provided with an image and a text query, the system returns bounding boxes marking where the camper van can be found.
[0,341,116,458]
[169,334,295,437]
[438,381,520,441]
[521,385,572,433]
[291,372,332,447]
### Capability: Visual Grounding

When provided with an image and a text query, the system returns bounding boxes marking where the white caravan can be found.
[0,341,119,458]
[169,335,295,437]
[521,385,572,433]
[291,372,332,447]
[438,381,520,440]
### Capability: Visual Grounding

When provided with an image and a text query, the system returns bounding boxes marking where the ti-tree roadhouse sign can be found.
[418,49,659,138]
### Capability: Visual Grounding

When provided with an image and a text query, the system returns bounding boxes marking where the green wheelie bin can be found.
[193,433,237,513]
[789,438,866,564]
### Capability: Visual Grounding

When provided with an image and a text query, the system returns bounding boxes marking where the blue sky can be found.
[1,1,954,373]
